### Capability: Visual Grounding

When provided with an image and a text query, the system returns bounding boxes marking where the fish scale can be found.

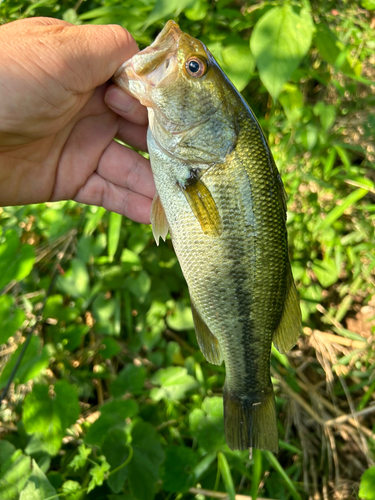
[115,20,302,452]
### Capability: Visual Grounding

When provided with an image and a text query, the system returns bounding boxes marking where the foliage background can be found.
[0,0,375,499]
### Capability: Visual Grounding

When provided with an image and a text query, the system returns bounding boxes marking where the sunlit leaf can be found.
[19,460,56,500]
[145,0,195,27]
[251,5,313,100]
[151,366,198,401]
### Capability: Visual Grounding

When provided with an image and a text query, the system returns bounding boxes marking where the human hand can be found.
[0,17,154,224]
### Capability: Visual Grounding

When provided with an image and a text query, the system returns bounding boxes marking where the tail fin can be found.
[224,388,278,452]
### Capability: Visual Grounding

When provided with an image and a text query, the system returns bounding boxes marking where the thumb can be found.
[3,18,139,94]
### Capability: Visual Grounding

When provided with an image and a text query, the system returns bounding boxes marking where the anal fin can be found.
[191,299,222,365]
[150,191,169,246]
[273,264,302,354]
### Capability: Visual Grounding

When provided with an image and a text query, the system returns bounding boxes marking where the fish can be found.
[114,20,302,452]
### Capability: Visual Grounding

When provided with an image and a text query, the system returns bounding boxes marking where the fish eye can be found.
[186,57,207,78]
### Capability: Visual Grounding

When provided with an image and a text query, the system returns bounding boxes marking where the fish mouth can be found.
[114,20,182,104]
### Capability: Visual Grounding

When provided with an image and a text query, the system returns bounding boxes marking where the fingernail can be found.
[105,88,136,114]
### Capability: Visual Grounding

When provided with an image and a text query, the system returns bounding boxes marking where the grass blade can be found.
[218,452,236,500]
[250,448,262,500]
[314,188,368,233]
[108,212,122,261]
[264,451,302,500]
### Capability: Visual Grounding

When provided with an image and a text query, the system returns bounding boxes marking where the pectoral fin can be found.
[273,265,302,353]
[181,174,222,237]
[191,299,222,365]
[150,192,169,246]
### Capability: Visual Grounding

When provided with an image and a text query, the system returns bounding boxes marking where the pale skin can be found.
[0,17,155,224]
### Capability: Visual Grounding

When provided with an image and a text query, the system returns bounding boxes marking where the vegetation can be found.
[0,0,374,499]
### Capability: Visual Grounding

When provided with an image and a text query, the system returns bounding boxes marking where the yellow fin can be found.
[181,175,222,237]
[191,299,222,365]
[273,264,302,354]
[150,192,169,246]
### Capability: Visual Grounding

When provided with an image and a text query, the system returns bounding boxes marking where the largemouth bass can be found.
[114,21,301,452]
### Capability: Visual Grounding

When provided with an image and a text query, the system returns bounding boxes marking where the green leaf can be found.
[85,399,139,447]
[218,452,236,500]
[100,337,121,359]
[0,230,35,290]
[127,421,165,500]
[62,8,81,24]
[102,429,130,493]
[251,5,313,100]
[314,23,360,77]
[62,480,81,499]
[145,0,195,27]
[43,295,80,323]
[166,302,194,331]
[0,441,16,467]
[221,36,255,91]
[51,323,89,351]
[279,84,304,122]
[361,0,375,9]
[315,188,368,233]
[0,445,32,500]
[185,0,208,21]
[111,365,146,398]
[87,457,110,493]
[23,381,80,456]
[150,366,198,401]
[0,295,25,344]
[124,271,151,303]
[121,248,142,273]
[57,258,90,299]
[69,444,91,471]
[84,207,106,236]
[0,336,49,389]
[189,397,225,452]
[160,446,198,492]
[19,460,56,500]
[264,451,302,500]
[108,212,122,261]
[359,466,375,499]
[312,258,339,288]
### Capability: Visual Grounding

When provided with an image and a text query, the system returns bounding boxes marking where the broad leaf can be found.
[85,399,139,447]
[150,366,198,401]
[111,365,146,398]
[359,466,375,500]
[127,421,165,500]
[0,336,49,389]
[23,381,80,456]
[160,446,198,492]
[189,397,225,452]
[146,0,195,27]
[0,444,32,500]
[19,460,56,500]
[102,428,130,493]
[0,230,35,290]
[251,5,313,100]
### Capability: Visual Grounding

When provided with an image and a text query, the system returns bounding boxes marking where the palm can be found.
[0,17,154,224]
